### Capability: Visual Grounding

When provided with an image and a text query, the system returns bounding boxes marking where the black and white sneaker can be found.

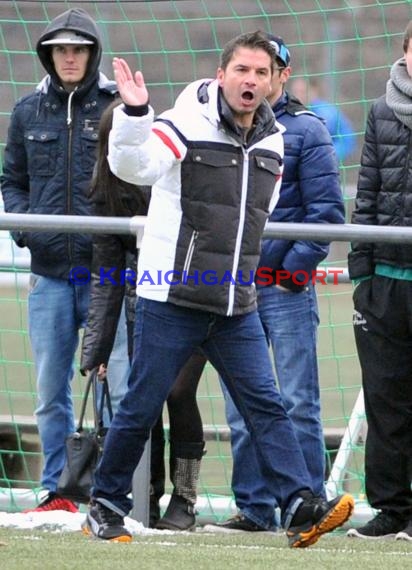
[82,500,132,542]
[347,511,407,540]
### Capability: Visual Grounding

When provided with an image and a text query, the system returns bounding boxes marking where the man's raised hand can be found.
[112,57,149,107]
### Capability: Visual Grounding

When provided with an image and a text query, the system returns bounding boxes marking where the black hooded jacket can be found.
[0,8,117,278]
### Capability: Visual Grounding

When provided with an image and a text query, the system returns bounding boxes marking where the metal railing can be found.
[1,212,412,244]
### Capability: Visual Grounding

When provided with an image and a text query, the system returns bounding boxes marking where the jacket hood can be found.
[175,79,279,145]
[36,8,102,92]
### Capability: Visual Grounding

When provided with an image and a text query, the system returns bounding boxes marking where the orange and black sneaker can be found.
[82,500,132,542]
[23,492,78,513]
[286,491,355,548]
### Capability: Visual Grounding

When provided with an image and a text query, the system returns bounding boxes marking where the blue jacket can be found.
[258,93,345,290]
[0,8,117,279]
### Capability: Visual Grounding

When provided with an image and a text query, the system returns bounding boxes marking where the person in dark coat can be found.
[347,20,412,541]
[207,33,345,534]
[0,8,119,512]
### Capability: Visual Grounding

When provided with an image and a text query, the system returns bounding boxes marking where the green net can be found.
[1,0,411,521]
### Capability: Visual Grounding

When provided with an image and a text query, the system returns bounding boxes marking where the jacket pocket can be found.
[25,130,60,176]
[251,154,282,212]
[81,129,99,174]
[182,148,241,205]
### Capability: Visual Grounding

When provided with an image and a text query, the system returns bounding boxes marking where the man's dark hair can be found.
[403,20,412,53]
[220,30,278,73]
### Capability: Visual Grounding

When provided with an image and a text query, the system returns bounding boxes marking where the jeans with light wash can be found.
[93,298,313,528]
[220,284,325,529]
[104,301,130,424]
[29,275,130,492]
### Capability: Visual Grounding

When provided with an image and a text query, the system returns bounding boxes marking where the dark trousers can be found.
[353,275,412,519]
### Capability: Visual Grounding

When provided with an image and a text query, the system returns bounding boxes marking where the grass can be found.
[0,528,412,570]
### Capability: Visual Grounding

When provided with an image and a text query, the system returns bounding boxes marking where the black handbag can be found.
[56,368,113,503]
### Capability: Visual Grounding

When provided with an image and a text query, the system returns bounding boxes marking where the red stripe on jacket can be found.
[152,128,182,159]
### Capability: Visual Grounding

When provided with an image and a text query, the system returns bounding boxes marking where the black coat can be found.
[348,94,412,279]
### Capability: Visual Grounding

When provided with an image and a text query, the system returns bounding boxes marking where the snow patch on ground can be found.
[0,511,166,535]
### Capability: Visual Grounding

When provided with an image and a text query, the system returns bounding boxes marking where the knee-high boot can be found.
[156,440,205,531]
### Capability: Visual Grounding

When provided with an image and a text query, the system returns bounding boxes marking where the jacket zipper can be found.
[401,127,412,227]
[183,230,198,275]
[66,90,76,265]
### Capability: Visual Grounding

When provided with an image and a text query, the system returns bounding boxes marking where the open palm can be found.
[112,57,149,106]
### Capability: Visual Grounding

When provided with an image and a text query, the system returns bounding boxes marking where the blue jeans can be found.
[29,276,130,491]
[221,284,325,528]
[93,298,312,527]
[29,275,90,492]
[105,301,130,423]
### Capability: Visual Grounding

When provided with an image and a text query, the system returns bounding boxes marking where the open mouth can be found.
[241,90,255,102]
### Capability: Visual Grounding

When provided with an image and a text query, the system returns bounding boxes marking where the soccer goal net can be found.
[1,0,410,524]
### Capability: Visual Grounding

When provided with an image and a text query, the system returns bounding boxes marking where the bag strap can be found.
[90,368,113,434]
[76,372,94,432]
[76,368,113,434]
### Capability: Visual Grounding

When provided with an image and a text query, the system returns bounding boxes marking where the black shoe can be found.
[287,492,354,548]
[395,520,412,541]
[156,494,196,531]
[82,500,132,542]
[203,514,268,534]
[347,511,407,539]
